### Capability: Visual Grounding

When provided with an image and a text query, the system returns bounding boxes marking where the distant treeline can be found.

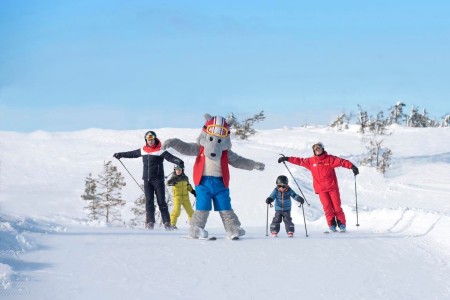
[330,102,449,132]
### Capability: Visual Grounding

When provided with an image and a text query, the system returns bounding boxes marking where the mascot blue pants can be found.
[195,176,232,211]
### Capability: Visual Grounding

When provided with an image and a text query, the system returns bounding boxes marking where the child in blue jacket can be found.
[266,175,304,237]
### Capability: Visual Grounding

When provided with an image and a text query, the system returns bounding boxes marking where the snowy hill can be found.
[1,125,450,299]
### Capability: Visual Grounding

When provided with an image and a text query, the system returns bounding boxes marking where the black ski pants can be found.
[144,178,170,224]
[270,210,295,233]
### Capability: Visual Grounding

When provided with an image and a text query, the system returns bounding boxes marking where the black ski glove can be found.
[113,153,122,159]
[266,197,274,204]
[191,190,196,197]
[278,156,289,163]
[297,196,305,205]
[351,165,359,176]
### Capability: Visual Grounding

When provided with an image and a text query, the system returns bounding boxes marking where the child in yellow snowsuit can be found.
[167,165,196,229]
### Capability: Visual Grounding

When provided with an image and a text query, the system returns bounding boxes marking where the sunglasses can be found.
[146,134,155,140]
[313,145,323,151]
[277,184,287,188]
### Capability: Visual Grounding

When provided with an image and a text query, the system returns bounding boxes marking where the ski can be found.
[324,230,346,234]
[180,236,217,241]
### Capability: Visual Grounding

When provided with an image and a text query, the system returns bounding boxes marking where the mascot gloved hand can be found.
[162,113,265,239]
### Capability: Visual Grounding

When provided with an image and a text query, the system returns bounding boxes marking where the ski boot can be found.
[164,222,172,231]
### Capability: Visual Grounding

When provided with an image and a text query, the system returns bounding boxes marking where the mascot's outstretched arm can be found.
[163,138,200,156]
[229,150,265,171]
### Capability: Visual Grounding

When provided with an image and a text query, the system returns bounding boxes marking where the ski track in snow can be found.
[1,211,450,300]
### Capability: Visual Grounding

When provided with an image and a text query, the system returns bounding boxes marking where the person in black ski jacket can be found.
[113,130,184,230]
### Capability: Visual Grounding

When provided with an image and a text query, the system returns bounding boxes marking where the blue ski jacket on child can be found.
[269,187,302,211]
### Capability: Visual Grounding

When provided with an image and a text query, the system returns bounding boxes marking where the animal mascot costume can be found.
[163,114,265,239]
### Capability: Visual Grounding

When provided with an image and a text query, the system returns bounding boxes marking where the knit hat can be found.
[312,142,325,155]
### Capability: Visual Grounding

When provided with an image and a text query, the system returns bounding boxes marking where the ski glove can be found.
[254,162,265,171]
[278,156,289,163]
[113,153,122,159]
[191,190,197,197]
[266,197,274,204]
[297,196,305,205]
[351,165,359,176]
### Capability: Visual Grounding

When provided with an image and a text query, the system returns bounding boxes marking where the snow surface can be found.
[1,125,449,299]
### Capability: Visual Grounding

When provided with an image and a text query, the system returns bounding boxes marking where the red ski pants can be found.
[318,189,346,226]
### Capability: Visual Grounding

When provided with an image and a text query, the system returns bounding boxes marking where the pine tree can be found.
[387,101,407,125]
[329,113,348,131]
[407,106,438,127]
[230,111,266,140]
[441,114,450,127]
[379,148,392,174]
[367,111,388,135]
[357,105,369,134]
[96,161,127,224]
[81,173,102,221]
[360,138,392,175]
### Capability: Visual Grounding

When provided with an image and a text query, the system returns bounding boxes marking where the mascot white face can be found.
[197,114,234,161]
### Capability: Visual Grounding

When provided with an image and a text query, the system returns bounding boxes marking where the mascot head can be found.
[197,114,235,161]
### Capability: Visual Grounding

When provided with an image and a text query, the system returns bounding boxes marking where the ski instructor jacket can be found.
[288,151,353,193]
[115,138,184,181]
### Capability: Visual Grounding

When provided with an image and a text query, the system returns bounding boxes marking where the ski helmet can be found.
[174,165,183,171]
[144,131,157,142]
[203,115,230,138]
[276,175,289,186]
[312,142,325,153]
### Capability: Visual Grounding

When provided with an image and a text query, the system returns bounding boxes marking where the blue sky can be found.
[1,0,449,132]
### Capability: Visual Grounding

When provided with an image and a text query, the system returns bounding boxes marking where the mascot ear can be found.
[204,113,213,121]
[226,113,236,126]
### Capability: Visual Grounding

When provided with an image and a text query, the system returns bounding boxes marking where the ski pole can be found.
[300,202,309,237]
[279,154,310,206]
[265,203,273,236]
[116,158,145,194]
[355,175,360,226]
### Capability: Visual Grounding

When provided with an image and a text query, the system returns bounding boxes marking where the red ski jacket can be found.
[288,151,353,193]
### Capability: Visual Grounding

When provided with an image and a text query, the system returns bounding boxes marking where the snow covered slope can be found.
[1,125,449,299]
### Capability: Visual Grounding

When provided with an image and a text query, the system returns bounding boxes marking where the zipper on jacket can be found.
[147,155,150,180]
